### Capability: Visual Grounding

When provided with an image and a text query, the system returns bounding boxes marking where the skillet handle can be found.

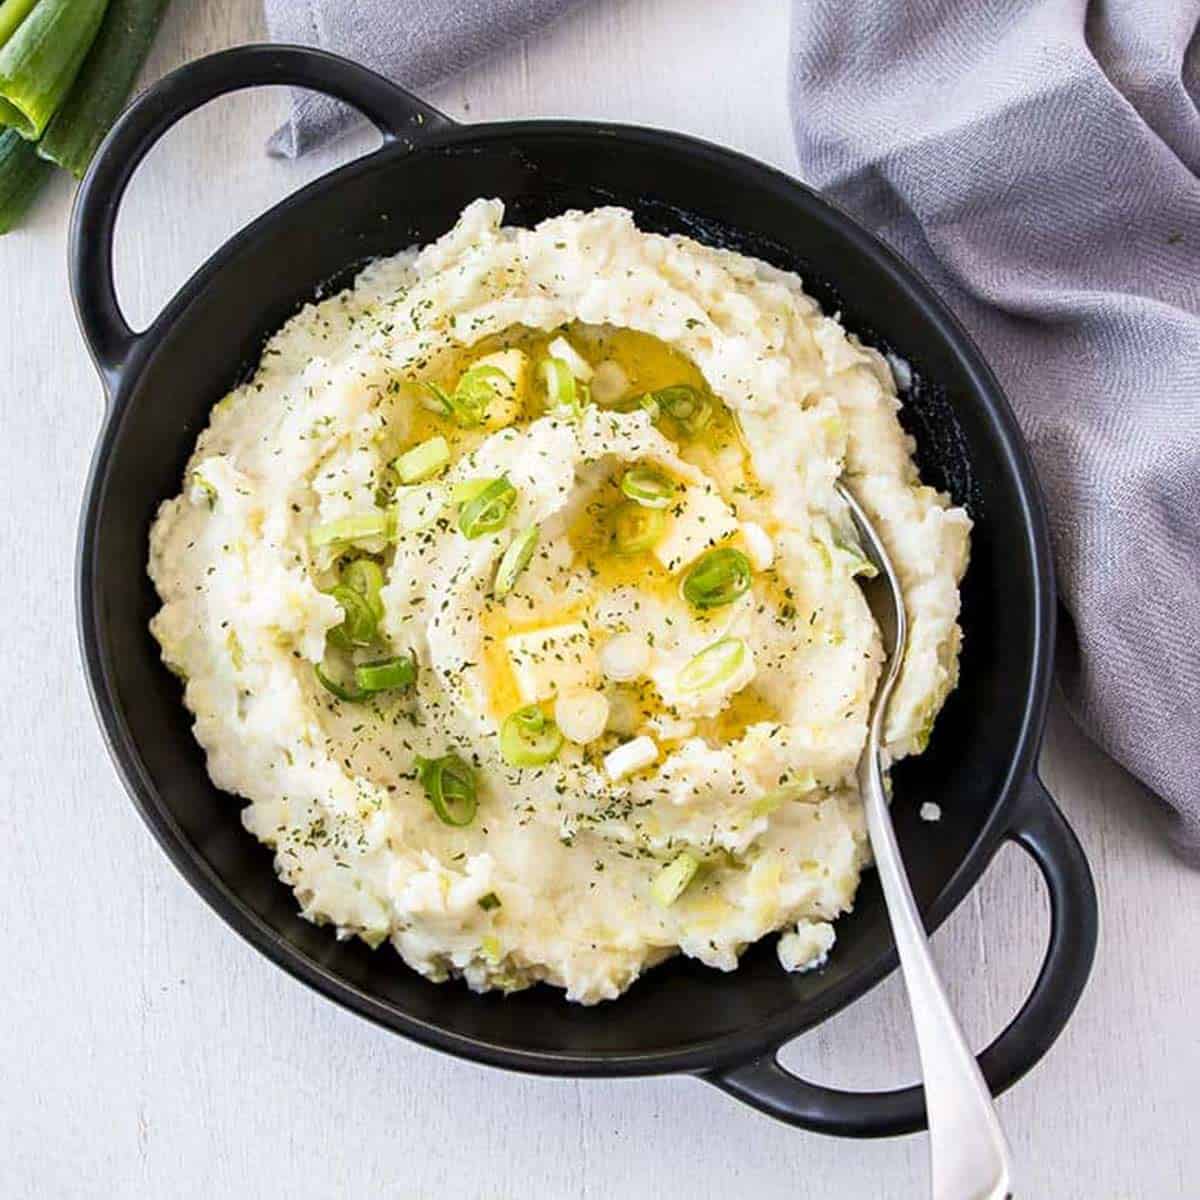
[69,43,452,388]
[705,774,1097,1137]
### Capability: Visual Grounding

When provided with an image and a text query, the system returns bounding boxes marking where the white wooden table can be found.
[2,3,1196,1196]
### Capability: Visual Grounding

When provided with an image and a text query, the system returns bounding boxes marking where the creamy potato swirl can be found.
[149,201,970,1002]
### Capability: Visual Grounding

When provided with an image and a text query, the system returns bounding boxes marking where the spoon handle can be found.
[860,753,1013,1200]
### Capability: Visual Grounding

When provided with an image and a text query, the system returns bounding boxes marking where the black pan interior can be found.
[86,127,1044,1068]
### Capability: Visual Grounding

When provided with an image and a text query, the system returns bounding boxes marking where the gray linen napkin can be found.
[790,0,1200,856]
[262,0,1200,855]
[263,0,583,156]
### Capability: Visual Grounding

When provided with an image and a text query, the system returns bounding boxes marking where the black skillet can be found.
[70,45,1097,1137]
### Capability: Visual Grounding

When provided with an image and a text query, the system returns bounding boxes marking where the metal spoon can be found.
[837,481,1012,1200]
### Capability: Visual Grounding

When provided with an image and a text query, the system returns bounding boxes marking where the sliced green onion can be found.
[540,356,578,414]
[423,365,508,427]
[415,752,478,826]
[500,704,564,767]
[750,772,818,817]
[329,583,378,647]
[612,501,665,555]
[354,655,416,693]
[0,124,51,234]
[455,364,508,423]
[449,478,492,506]
[458,476,517,539]
[421,381,455,418]
[314,662,366,703]
[682,547,753,610]
[341,558,385,621]
[650,852,700,907]
[309,510,393,548]
[477,892,502,912]
[601,389,651,414]
[620,466,677,510]
[677,638,747,693]
[494,525,538,597]
[648,384,713,435]
[0,0,108,139]
[656,385,709,421]
[394,435,449,484]
[38,0,170,177]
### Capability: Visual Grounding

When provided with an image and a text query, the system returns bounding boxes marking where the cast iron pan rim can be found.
[76,116,1056,1076]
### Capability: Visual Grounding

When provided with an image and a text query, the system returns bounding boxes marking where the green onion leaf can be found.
[477,892,502,912]
[314,662,366,703]
[620,466,677,510]
[354,655,416,693]
[500,704,564,767]
[677,638,747,693]
[394,435,450,484]
[0,0,40,50]
[309,510,393,548]
[612,501,665,555]
[650,852,700,906]
[415,753,478,826]
[38,0,170,178]
[458,476,517,539]
[682,547,753,610]
[0,124,51,234]
[494,525,538,597]
[0,0,108,139]
[329,583,379,647]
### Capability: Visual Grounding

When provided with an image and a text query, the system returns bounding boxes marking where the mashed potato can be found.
[148,200,970,1003]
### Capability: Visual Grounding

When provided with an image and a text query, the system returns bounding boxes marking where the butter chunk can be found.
[470,349,528,429]
[654,483,738,573]
[504,622,600,703]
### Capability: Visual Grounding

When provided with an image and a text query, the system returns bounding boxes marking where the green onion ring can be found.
[647,384,713,435]
[309,511,393,548]
[650,852,700,906]
[494,526,538,597]
[340,558,385,622]
[415,753,478,826]
[540,356,577,414]
[354,655,417,693]
[314,662,366,703]
[612,501,665,555]
[394,435,450,484]
[500,704,564,767]
[458,476,518,539]
[620,466,677,509]
[682,547,753,610]
[676,638,748,693]
[329,583,379,647]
